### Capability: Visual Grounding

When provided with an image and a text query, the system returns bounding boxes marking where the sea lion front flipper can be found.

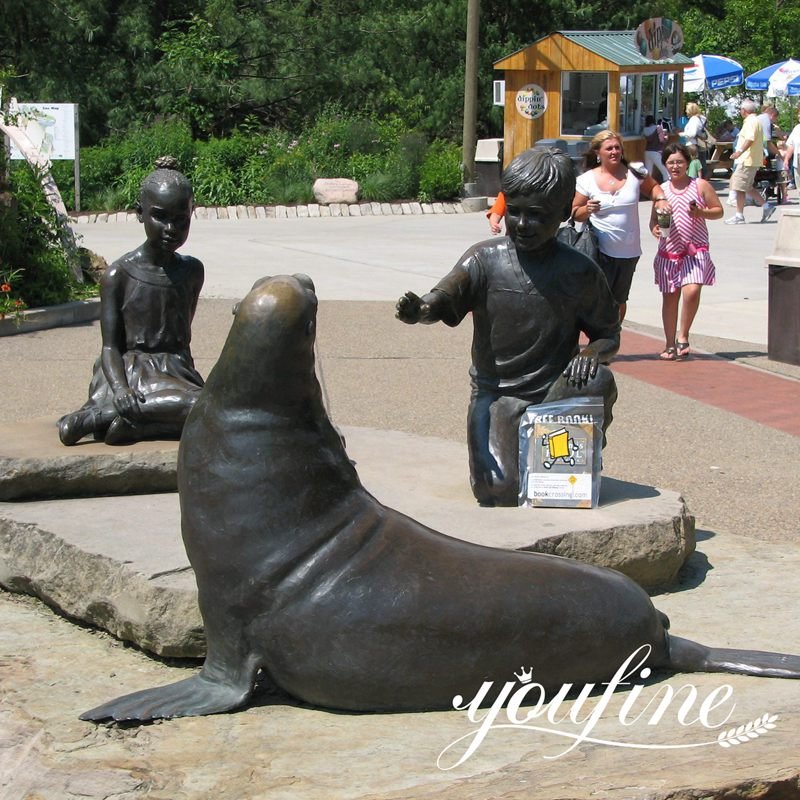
[80,672,253,722]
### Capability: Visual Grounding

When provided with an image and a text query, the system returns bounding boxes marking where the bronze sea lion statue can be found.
[81,274,800,722]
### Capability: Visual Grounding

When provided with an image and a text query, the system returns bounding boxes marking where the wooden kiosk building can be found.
[494,30,693,166]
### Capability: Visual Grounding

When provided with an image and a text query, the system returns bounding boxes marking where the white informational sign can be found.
[8,103,77,161]
[515,84,547,120]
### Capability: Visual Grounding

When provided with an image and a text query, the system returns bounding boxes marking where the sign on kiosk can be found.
[634,18,684,60]
[515,84,547,120]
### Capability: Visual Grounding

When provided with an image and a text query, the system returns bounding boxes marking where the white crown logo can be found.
[514,666,533,683]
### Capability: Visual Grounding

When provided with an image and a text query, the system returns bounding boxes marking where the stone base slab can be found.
[0,426,694,657]
[0,418,179,501]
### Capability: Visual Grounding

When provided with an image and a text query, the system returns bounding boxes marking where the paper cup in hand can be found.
[656,211,671,238]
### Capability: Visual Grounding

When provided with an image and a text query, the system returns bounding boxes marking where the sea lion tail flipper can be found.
[80,673,252,723]
[667,635,800,679]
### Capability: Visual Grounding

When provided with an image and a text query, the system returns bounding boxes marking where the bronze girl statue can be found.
[58,157,204,445]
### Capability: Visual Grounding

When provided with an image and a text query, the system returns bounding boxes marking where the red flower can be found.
[1,283,12,293]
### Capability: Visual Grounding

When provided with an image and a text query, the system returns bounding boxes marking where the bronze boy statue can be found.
[396,148,620,506]
[58,157,204,445]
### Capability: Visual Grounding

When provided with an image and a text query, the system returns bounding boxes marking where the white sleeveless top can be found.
[575,168,643,259]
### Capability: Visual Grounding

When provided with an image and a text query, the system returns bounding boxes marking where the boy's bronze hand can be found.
[562,353,599,388]
[396,291,433,324]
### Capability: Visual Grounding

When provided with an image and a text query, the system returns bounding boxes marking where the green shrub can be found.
[359,134,428,201]
[49,161,76,209]
[192,161,240,206]
[76,145,123,209]
[191,140,238,206]
[195,132,257,171]
[70,121,196,211]
[776,101,797,138]
[339,117,383,154]
[1,161,84,308]
[237,129,295,203]
[108,120,197,209]
[90,185,131,214]
[239,154,274,205]
[299,106,363,177]
[261,150,315,204]
[113,164,152,210]
[115,119,195,174]
[268,180,316,206]
[418,140,462,202]
[374,115,409,150]
[705,105,729,134]
[347,152,385,183]
[391,132,428,198]
[64,114,449,210]
[359,172,397,202]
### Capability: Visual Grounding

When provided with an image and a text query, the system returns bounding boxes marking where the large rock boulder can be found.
[313,178,359,205]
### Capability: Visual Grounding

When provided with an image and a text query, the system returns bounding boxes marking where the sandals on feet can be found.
[676,341,690,359]
[659,347,677,361]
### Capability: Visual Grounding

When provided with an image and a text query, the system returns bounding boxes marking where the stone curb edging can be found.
[0,297,101,338]
[69,197,490,225]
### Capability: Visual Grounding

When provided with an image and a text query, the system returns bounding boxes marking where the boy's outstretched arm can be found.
[396,290,446,325]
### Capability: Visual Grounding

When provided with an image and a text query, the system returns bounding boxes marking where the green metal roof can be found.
[558,30,694,67]
[494,30,694,68]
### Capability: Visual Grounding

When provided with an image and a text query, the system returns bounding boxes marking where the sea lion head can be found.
[204,274,321,408]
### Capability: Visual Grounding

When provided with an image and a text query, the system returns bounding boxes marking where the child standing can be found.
[58,157,204,445]
[650,144,723,361]
[686,144,703,178]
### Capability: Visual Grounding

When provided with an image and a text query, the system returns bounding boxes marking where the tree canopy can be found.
[2,0,799,145]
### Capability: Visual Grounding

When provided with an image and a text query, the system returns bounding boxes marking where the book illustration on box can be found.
[540,426,586,469]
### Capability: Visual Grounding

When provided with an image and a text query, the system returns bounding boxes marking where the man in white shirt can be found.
[757,105,781,160]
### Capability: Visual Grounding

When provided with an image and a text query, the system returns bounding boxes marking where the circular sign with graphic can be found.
[515,84,547,120]
[634,18,684,60]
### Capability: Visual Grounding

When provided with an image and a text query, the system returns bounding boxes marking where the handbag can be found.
[557,212,599,264]
[696,117,710,151]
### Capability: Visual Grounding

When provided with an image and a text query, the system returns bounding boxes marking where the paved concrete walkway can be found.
[70,183,795,346]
